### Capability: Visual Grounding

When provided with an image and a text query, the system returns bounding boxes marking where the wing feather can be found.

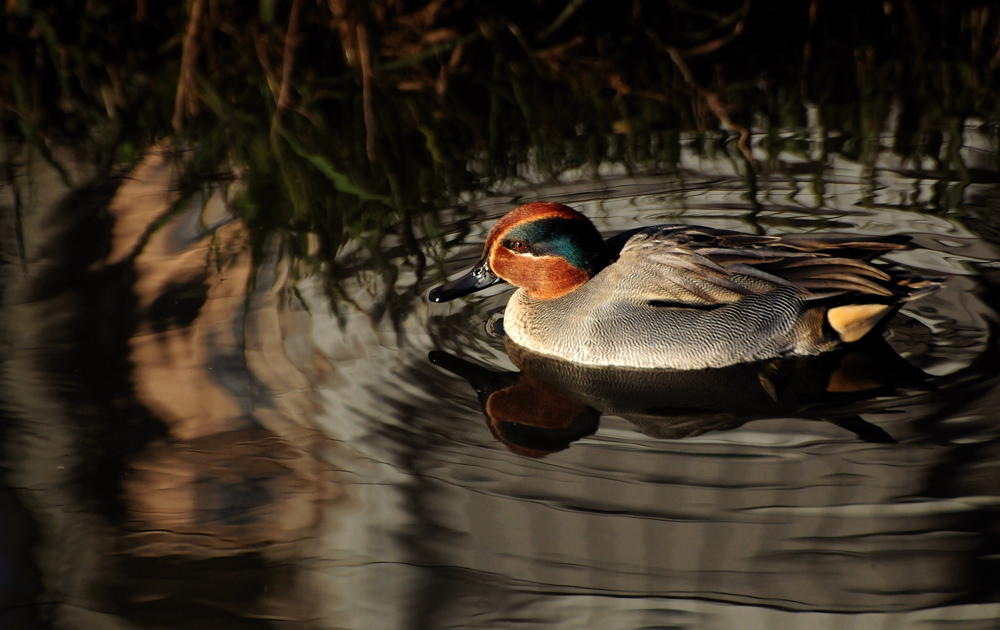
[604,225,910,307]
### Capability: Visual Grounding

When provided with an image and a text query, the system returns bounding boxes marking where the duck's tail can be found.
[825,277,944,344]
[827,303,895,343]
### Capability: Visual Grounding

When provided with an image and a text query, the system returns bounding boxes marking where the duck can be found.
[429,202,940,370]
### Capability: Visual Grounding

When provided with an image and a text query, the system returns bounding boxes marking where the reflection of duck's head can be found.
[483,374,600,457]
[430,201,942,370]
[429,351,599,457]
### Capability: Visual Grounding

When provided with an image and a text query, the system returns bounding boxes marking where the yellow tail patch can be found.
[827,303,892,343]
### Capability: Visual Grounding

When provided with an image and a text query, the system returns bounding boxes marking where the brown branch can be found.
[661,39,754,166]
[679,0,751,58]
[609,73,670,104]
[801,0,818,101]
[277,0,302,112]
[630,24,759,166]
[990,8,1000,69]
[435,41,464,97]
[357,24,377,162]
[253,31,279,100]
[172,0,204,134]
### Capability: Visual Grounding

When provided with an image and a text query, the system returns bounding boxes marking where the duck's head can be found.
[429,202,606,302]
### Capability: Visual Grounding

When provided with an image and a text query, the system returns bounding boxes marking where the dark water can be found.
[3,126,1000,630]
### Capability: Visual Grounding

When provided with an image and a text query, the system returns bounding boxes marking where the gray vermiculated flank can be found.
[504,284,827,369]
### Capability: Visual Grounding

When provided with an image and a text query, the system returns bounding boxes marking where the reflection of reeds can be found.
[3,1,999,315]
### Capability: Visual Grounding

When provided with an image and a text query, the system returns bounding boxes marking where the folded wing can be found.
[606,225,926,307]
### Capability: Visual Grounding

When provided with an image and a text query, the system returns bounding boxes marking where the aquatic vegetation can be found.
[2,1,999,321]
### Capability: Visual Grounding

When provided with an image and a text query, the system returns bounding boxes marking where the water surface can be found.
[3,122,1000,629]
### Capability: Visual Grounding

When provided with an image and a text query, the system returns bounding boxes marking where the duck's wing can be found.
[604,225,913,307]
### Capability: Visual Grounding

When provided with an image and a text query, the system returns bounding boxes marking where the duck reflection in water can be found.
[430,331,933,456]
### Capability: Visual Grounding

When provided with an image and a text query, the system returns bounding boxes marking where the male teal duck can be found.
[429,202,938,370]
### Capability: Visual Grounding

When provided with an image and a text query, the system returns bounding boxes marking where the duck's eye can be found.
[510,241,527,252]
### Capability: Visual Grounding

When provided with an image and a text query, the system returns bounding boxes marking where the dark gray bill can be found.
[428,259,502,303]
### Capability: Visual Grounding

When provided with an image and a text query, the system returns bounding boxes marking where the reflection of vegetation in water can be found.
[3,2,999,319]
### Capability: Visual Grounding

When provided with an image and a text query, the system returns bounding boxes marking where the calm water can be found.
[3,127,1000,629]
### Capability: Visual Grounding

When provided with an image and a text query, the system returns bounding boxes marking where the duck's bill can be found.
[429,259,503,303]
